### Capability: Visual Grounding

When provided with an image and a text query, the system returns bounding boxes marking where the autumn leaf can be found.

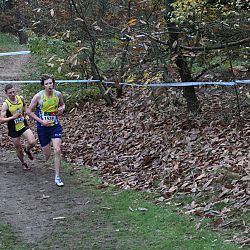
[127,18,137,26]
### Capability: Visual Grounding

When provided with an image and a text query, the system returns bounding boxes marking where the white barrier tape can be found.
[0,79,250,87]
[0,51,31,57]
[0,80,100,84]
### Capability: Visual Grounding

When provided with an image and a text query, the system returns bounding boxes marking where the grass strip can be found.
[32,164,239,250]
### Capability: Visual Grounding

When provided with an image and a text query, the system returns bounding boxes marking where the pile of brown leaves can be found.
[0,85,249,246]
[61,86,249,247]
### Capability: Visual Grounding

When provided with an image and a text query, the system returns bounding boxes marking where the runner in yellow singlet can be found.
[27,74,65,187]
[0,84,36,170]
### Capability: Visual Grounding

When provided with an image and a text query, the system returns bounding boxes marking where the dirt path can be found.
[0,54,90,245]
[0,54,29,103]
[0,54,30,81]
[0,150,90,244]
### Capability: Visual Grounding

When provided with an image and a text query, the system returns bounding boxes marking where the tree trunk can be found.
[117,0,132,98]
[90,45,114,106]
[165,0,198,112]
[175,56,199,111]
[18,30,28,44]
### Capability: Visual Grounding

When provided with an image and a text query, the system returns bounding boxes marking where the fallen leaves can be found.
[1,85,249,246]
[62,91,249,211]
[61,86,250,245]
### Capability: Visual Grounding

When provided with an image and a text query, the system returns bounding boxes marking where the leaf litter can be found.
[1,85,249,247]
[66,86,249,246]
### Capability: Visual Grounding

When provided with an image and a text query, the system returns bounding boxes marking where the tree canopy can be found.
[0,0,249,110]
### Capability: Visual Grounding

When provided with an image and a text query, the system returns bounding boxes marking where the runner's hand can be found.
[57,106,64,115]
[41,120,53,127]
[12,113,20,119]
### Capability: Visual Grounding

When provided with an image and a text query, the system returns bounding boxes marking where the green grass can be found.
[0,33,26,53]
[0,223,26,250]
[1,164,239,249]
[31,164,239,250]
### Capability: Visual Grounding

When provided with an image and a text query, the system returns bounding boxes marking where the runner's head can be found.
[40,74,55,91]
[5,84,14,93]
[40,74,55,86]
[5,84,16,100]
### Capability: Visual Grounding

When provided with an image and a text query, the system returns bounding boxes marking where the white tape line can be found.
[0,51,31,57]
[0,80,100,84]
[0,79,249,87]
[0,80,39,84]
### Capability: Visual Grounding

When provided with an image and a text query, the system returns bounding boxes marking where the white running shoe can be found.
[55,176,64,187]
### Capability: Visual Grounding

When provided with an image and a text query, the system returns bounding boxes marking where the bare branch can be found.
[142,32,250,52]
[194,59,227,80]
[181,37,250,51]
[140,32,169,47]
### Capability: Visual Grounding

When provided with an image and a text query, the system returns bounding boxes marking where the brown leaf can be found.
[211,218,224,227]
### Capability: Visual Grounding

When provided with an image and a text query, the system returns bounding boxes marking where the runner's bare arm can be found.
[20,96,27,113]
[57,92,65,115]
[0,102,19,123]
[26,94,52,126]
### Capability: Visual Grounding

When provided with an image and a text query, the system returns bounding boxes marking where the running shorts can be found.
[37,124,63,147]
[8,126,29,138]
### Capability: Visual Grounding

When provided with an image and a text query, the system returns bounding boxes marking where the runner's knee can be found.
[44,153,50,161]
[29,139,36,148]
[14,142,22,150]
[53,147,61,156]
[15,146,23,155]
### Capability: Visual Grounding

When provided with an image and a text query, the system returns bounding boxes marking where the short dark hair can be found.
[40,74,55,86]
[5,84,14,93]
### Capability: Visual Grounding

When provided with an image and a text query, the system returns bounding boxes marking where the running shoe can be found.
[55,176,64,187]
[24,148,34,160]
[22,163,31,171]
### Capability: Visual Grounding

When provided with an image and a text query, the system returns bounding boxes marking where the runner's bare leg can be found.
[42,143,51,161]
[51,138,62,177]
[12,137,25,164]
[22,129,36,151]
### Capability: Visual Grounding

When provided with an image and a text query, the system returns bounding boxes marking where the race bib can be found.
[42,112,56,122]
[14,117,25,124]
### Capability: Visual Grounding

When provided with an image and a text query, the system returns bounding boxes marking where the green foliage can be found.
[28,31,75,79]
[0,30,101,111]
[0,222,26,249]
[28,30,119,81]
[170,0,249,24]
[171,0,206,24]
[25,32,101,111]
[0,33,21,52]
[58,83,100,112]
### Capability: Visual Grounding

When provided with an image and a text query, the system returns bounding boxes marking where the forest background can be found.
[0,0,250,247]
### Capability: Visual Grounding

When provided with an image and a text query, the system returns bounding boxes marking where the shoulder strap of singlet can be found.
[37,90,45,106]
[16,95,24,105]
[19,95,25,104]
[4,98,10,109]
[53,89,60,103]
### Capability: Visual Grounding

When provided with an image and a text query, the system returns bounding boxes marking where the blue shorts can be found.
[37,124,63,147]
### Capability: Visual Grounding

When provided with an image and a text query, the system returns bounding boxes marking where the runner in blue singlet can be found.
[27,74,65,187]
